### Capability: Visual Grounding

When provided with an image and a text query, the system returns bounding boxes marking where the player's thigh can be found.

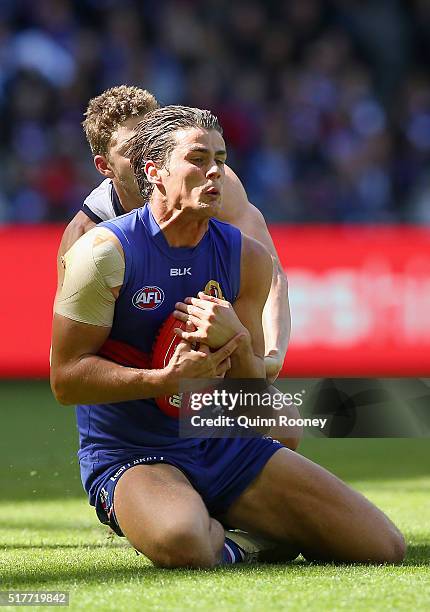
[220,448,405,563]
[114,463,213,561]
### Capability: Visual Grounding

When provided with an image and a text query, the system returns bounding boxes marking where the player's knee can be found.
[391,531,407,563]
[363,525,406,564]
[380,529,406,564]
[149,519,217,568]
[276,434,302,451]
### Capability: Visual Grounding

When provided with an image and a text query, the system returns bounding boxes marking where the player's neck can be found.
[150,200,210,248]
[112,180,143,213]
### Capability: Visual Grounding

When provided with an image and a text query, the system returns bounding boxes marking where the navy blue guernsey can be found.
[76,204,242,480]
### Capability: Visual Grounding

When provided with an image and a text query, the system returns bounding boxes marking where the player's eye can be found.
[216,159,225,166]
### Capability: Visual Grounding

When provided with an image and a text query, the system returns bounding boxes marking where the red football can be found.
[151,312,188,418]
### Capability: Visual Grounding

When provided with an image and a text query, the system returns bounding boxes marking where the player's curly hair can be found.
[82,85,159,156]
[126,105,223,202]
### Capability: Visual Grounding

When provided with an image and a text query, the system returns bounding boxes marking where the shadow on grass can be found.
[0,520,96,531]
[4,544,429,589]
[403,543,430,566]
[3,562,222,589]
[294,543,430,568]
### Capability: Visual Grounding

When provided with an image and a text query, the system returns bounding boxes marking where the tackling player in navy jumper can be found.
[51,105,405,568]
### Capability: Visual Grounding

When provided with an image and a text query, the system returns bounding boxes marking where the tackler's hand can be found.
[264,350,284,384]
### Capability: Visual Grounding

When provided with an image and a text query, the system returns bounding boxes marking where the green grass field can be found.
[1,381,429,611]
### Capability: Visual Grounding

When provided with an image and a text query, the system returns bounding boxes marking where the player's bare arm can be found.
[174,234,272,379]
[51,227,241,405]
[219,165,290,382]
[228,235,273,378]
[56,210,96,295]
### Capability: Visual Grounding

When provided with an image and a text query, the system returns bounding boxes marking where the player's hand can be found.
[264,350,284,384]
[173,292,248,349]
[165,333,245,388]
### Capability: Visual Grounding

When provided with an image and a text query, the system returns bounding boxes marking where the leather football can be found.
[151,312,188,418]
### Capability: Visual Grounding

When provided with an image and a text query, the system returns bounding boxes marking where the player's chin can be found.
[198,195,221,212]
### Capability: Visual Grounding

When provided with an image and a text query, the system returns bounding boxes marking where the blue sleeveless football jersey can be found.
[76,204,242,464]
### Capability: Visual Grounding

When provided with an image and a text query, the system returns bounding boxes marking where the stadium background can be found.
[1,2,429,608]
[1,0,430,377]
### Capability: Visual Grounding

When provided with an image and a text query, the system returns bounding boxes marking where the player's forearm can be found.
[232,203,290,363]
[50,356,175,406]
[263,259,290,363]
[227,334,266,379]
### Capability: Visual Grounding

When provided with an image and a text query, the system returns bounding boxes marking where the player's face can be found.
[107,116,143,204]
[160,127,226,214]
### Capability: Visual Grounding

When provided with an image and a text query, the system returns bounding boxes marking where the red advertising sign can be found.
[271,226,430,375]
[0,225,429,377]
[0,225,63,377]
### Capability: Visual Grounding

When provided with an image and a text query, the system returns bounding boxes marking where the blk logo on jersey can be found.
[170,267,192,276]
[132,286,165,310]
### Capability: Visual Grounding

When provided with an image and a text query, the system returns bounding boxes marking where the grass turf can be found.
[1,380,429,611]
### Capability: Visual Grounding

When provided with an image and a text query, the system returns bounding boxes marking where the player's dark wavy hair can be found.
[125,105,223,201]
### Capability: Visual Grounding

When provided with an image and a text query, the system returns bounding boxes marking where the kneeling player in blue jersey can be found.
[51,106,405,568]
[56,85,299,450]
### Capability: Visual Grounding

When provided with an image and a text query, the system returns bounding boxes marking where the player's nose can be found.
[206,162,221,179]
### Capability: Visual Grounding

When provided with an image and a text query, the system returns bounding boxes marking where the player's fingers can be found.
[194,350,211,360]
[215,356,231,376]
[197,291,228,305]
[185,320,196,332]
[174,301,190,314]
[175,301,196,314]
[173,328,204,344]
[173,337,192,353]
[182,298,208,311]
[198,343,210,354]
[212,333,243,364]
[184,296,223,311]
[173,311,201,328]
[175,302,205,319]
[173,309,188,322]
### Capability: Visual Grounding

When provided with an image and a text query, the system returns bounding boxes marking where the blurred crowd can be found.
[1,0,430,224]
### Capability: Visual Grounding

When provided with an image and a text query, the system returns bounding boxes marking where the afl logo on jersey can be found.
[132,286,165,310]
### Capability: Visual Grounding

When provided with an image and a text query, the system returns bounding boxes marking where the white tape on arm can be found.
[55,227,125,327]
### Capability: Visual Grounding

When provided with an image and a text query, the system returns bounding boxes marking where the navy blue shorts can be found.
[93,436,283,536]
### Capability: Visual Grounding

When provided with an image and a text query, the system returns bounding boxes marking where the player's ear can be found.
[94,155,115,179]
[144,161,163,188]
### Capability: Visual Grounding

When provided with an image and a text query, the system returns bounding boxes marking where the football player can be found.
[51,105,405,568]
[57,85,299,449]
[57,86,290,385]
